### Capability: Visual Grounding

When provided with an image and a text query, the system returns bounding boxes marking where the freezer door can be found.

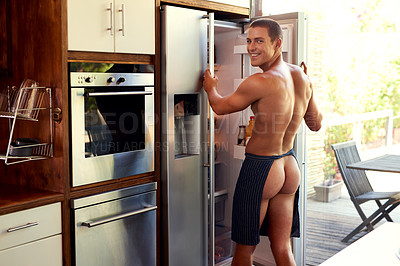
[161,5,208,266]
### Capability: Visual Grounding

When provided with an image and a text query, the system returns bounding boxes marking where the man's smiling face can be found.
[247,26,279,71]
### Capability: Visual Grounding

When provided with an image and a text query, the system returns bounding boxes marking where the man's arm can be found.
[304,86,323,131]
[298,63,323,131]
[203,69,265,115]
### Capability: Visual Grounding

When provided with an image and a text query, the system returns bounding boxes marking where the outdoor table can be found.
[347,154,400,173]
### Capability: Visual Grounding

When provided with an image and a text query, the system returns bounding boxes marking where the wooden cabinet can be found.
[159,0,249,19]
[0,203,62,266]
[0,86,54,165]
[0,0,10,76]
[0,0,249,265]
[68,0,155,54]
[208,0,249,8]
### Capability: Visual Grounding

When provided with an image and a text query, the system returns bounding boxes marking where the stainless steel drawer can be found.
[0,202,61,251]
[72,182,157,266]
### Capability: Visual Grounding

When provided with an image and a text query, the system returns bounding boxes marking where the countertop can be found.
[0,183,63,215]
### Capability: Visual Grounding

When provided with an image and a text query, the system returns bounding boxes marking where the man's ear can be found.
[275,38,282,50]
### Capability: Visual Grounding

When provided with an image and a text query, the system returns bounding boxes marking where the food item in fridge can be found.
[237,125,246,146]
[245,116,255,143]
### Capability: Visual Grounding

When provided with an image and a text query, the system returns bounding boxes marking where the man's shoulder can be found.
[245,72,270,86]
[286,63,304,75]
[246,72,283,90]
[248,68,283,81]
[286,63,309,84]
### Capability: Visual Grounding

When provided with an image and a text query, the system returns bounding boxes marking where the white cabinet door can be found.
[114,0,155,54]
[0,203,62,251]
[0,235,62,266]
[68,0,155,54]
[68,0,115,52]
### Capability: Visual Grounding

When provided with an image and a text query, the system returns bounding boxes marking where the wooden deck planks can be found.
[305,197,400,265]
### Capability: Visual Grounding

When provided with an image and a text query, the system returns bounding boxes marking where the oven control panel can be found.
[70,72,154,87]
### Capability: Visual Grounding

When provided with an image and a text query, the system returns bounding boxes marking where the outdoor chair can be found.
[331,141,400,242]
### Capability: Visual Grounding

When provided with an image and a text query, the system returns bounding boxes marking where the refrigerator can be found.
[161,5,308,266]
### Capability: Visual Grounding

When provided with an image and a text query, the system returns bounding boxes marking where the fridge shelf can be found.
[0,82,54,165]
[234,44,247,54]
[233,144,246,160]
[215,226,233,264]
[208,188,228,199]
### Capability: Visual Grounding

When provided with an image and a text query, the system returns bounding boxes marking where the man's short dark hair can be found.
[249,18,283,42]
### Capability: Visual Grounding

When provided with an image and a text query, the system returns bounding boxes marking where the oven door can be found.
[70,85,154,187]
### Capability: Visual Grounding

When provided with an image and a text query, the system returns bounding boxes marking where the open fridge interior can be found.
[210,20,252,265]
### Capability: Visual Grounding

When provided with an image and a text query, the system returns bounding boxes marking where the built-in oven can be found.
[69,63,154,187]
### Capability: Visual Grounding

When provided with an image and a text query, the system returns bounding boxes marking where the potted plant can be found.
[314,167,344,202]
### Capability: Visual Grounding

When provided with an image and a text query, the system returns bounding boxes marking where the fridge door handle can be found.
[207,12,216,266]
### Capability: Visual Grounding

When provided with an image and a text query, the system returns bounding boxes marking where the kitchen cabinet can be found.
[0,202,62,266]
[0,0,252,265]
[0,235,62,266]
[160,0,249,18]
[68,0,155,54]
[208,0,249,8]
[0,0,10,76]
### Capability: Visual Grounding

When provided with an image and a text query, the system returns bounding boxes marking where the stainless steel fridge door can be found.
[161,5,208,266]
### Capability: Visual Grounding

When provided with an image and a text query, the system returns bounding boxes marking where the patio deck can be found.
[306,195,400,265]
[305,143,400,265]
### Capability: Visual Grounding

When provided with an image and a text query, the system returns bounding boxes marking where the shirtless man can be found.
[203,18,322,266]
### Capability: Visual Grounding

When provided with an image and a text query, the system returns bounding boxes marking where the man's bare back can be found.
[246,61,298,156]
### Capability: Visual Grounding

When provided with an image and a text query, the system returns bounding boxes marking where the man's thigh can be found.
[267,192,296,242]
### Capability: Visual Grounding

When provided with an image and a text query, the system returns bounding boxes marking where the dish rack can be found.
[0,80,54,165]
